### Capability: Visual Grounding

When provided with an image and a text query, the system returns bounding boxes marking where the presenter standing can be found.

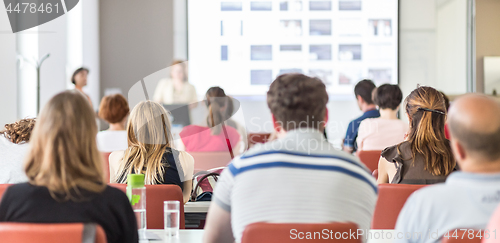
[153,60,198,105]
[72,67,93,108]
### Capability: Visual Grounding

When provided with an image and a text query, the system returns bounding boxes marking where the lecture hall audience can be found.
[109,101,194,203]
[0,90,138,243]
[377,86,456,184]
[97,93,130,152]
[203,74,377,243]
[357,84,407,151]
[0,118,34,183]
[394,94,500,243]
[179,86,241,155]
[343,79,380,153]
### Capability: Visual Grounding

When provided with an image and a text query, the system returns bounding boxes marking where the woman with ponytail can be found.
[377,86,456,184]
[109,101,194,203]
[179,87,241,155]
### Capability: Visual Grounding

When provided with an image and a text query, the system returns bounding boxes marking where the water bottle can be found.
[127,174,147,236]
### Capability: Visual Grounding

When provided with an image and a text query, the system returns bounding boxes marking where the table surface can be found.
[184,201,211,213]
[141,229,395,243]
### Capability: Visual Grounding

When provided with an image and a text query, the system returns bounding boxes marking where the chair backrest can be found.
[242,222,361,243]
[357,150,382,173]
[189,152,233,173]
[247,133,271,147]
[442,229,483,243]
[0,222,106,243]
[0,184,10,201]
[372,184,427,229]
[109,183,185,229]
[101,152,112,183]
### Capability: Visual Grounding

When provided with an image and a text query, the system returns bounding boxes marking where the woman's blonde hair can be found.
[399,86,455,176]
[24,90,105,201]
[116,101,174,185]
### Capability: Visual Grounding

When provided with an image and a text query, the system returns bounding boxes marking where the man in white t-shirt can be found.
[203,73,378,243]
[395,94,500,243]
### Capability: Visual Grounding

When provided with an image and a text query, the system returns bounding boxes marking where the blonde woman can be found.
[0,90,138,243]
[109,101,194,203]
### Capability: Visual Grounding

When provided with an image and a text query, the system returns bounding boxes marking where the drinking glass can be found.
[164,201,180,237]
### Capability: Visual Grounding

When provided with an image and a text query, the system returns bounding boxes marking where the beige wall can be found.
[476,0,500,93]
[99,0,174,99]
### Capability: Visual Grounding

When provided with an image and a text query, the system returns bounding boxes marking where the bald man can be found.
[394,94,500,243]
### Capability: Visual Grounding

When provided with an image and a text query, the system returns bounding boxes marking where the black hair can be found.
[354,79,376,104]
[71,67,89,85]
[373,84,403,110]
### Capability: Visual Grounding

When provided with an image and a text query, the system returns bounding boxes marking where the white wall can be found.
[0,4,18,125]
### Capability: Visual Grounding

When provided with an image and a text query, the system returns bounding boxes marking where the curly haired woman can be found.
[0,118,35,183]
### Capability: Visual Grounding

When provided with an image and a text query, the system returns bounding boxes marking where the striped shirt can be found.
[213,128,378,242]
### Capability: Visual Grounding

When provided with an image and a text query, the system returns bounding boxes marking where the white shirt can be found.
[0,135,29,183]
[213,128,378,242]
[96,130,128,153]
[395,172,500,243]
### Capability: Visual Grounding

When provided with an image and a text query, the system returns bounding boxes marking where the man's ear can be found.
[271,114,282,132]
[324,107,329,124]
[451,138,466,162]
[356,95,363,103]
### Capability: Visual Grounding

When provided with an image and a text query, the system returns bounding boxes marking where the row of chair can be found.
[0,183,424,230]
[0,184,185,230]
[0,222,483,243]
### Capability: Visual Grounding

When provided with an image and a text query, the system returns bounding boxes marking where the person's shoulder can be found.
[109,150,124,163]
[178,151,195,164]
[3,183,45,199]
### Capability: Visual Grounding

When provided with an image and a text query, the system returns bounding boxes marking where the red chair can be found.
[0,222,106,243]
[109,183,185,229]
[0,184,10,201]
[357,150,382,173]
[442,229,483,243]
[101,152,112,183]
[189,152,233,173]
[242,222,361,243]
[371,184,426,229]
[247,133,271,147]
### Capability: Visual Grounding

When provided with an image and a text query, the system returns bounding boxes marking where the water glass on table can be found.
[164,201,180,237]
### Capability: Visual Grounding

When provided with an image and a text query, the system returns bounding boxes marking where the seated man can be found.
[343,79,379,153]
[395,94,500,243]
[204,74,378,243]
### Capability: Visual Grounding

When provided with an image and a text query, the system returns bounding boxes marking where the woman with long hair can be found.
[179,87,241,155]
[109,101,194,203]
[0,90,138,243]
[377,86,456,184]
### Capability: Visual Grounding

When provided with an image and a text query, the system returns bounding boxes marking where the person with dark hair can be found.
[343,79,380,153]
[153,60,198,105]
[203,74,377,243]
[97,94,130,152]
[71,67,93,108]
[0,118,35,183]
[357,84,407,151]
[394,94,500,243]
[179,87,241,155]
[378,86,456,184]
